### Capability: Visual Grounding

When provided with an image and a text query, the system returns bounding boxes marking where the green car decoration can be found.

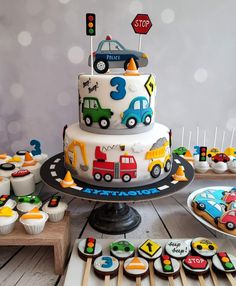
[82,97,114,129]
[17,195,41,204]
[110,240,135,252]
[172,147,188,156]
[121,96,153,129]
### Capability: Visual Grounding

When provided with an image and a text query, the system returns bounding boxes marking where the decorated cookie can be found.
[110,239,135,260]
[212,252,236,273]
[191,237,218,257]
[93,255,119,279]
[218,210,236,236]
[227,201,236,211]
[138,239,162,260]
[223,191,236,204]
[183,255,209,275]
[165,240,190,259]
[124,257,149,279]
[78,237,102,261]
[154,255,180,278]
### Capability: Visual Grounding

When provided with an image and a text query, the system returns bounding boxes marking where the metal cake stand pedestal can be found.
[40,153,194,234]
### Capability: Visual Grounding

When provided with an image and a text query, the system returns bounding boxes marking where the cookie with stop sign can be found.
[183,255,209,275]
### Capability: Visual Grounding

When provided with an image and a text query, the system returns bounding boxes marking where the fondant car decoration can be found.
[110,241,135,252]
[192,199,225,224]
[88,35,148,74]
[207,147,220,158]
[220,210,236,230]
[18,195,41,204]
[223,191,236,204]
[121,97,153,129]
[172,147,188,156]
[192,239,217,251]
[145,138,171,178]
[193,191,226,206]
[212,153,230,163]
[82,97,114,129]
[93,146,137,183]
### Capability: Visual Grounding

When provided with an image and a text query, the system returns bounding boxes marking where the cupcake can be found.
[20,207,48,235]
[0,206,18,235]
[17,195,42,213]
[23,152,41,183]
[211,161,228,174]
[33,153,48,165]
[0,195,17,209]
[10,169,35,196]
[0,163,18,178]
[7,156,23,168]
[194,161,210,174]
[42,195,67,222]
[0,176,10,196]
[228,159,236,174]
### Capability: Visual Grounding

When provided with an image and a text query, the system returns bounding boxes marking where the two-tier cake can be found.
[63,56,172,188]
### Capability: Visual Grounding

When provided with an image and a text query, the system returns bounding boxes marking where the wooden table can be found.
[0,179,235,286]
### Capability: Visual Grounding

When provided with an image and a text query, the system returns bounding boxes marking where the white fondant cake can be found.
[64,70,173,187]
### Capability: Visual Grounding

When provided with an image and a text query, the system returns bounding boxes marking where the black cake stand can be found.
[40,153,194,234]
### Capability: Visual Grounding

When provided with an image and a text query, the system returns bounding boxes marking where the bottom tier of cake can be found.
[64,123,172,188]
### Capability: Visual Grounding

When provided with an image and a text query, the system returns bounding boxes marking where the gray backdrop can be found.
[1,0,236,156]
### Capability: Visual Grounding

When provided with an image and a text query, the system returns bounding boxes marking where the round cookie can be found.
[218,210,236,236]
[212,252,236,273]
[183,255,209,275]
[165,240,190,259]
[191,237,218,257]
[93,255,119,279]
[78,237,102,261]
[138,239,162,260]
[124,257,149,279]
[154,255,180,278]
[110,239,135,260]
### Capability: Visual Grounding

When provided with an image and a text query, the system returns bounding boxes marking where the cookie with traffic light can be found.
[154,255,180,278]
[212,252,236,273]
[77,237,102,261]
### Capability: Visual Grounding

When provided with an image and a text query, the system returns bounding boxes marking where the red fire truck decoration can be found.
[92,146,137,183]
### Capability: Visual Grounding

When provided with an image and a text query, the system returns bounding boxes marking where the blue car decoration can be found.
[121,96,153,129]
[88,35,148,74]
[193,190,227,206]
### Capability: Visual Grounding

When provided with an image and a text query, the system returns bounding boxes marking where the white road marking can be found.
[54,158,61,163]
[71,185,83,191]
[50,164,55,169]
[56,178,62,182]
[158,185,169,190]
[171,180,179,185]
[174,159,181,164]
[51,171,57,177]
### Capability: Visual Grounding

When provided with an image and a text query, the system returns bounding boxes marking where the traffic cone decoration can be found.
[21,207,43,220]
[184,150,194,166]
[124,58,140,76]
[60,171,77,188]
[0,154,7,160]
[23,152,37,167]
[126,257,146,270]
[172,166,188,181]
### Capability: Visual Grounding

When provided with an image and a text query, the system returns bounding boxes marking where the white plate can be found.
[187,186,236,239]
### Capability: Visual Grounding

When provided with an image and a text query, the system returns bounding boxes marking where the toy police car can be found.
[88,35,148,73]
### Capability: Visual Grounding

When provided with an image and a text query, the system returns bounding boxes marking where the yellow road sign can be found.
[145,75,156,97]
[139,239,161,257]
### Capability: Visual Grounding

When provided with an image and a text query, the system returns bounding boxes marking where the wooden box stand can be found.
[0,211,70,275]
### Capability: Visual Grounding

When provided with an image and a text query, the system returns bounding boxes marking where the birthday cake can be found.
[63,39,172,188]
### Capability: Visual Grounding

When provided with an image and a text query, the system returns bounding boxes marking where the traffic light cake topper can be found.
[48,195,61,208]
[86,13,96,36]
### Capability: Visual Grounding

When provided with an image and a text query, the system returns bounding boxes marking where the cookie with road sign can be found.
[124,256,149,279]
[183,255,209,275]
[138,239,162,260]
[154,255,180,278]
[212,252,236,273]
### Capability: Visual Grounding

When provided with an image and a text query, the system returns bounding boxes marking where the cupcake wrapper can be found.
[0,221,16,235]
[23,222,46,235]
[48,211,65,222]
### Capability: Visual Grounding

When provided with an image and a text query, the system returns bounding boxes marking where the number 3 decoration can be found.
[101,256,113,268]
[30,139,42,156]
[110,77,126,100]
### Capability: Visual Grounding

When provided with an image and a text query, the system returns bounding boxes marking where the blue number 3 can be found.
[110,77,126,100]
[101,257,113,268]
[30,139,41,156]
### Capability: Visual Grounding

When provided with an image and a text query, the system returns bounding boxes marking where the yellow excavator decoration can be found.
[65,140,89,171]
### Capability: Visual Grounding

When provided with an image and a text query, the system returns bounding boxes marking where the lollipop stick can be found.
[82,257,92,286]
[213,126,218,147]
[196,126,199,146]
[188,131,192,150]
[180,263,188,286]
[181,127,185,147]
[207,259,219,286]
[203,130,206,146]
[104,275,110,286]
[136,277,141,286]
[198,275,205,286]
[230,128,235,147]
[168,276,175,286]
[226,273,236,286]
[149,261,155,286]
[117,260,124,286]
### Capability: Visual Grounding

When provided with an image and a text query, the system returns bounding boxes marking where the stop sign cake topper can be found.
[131,14,152,51]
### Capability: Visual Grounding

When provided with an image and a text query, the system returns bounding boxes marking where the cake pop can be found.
[124,256,149,286]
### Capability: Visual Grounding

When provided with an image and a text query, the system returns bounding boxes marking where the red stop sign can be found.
[131,14,152,34]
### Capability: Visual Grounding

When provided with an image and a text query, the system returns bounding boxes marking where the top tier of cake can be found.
[78,73,156,135]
